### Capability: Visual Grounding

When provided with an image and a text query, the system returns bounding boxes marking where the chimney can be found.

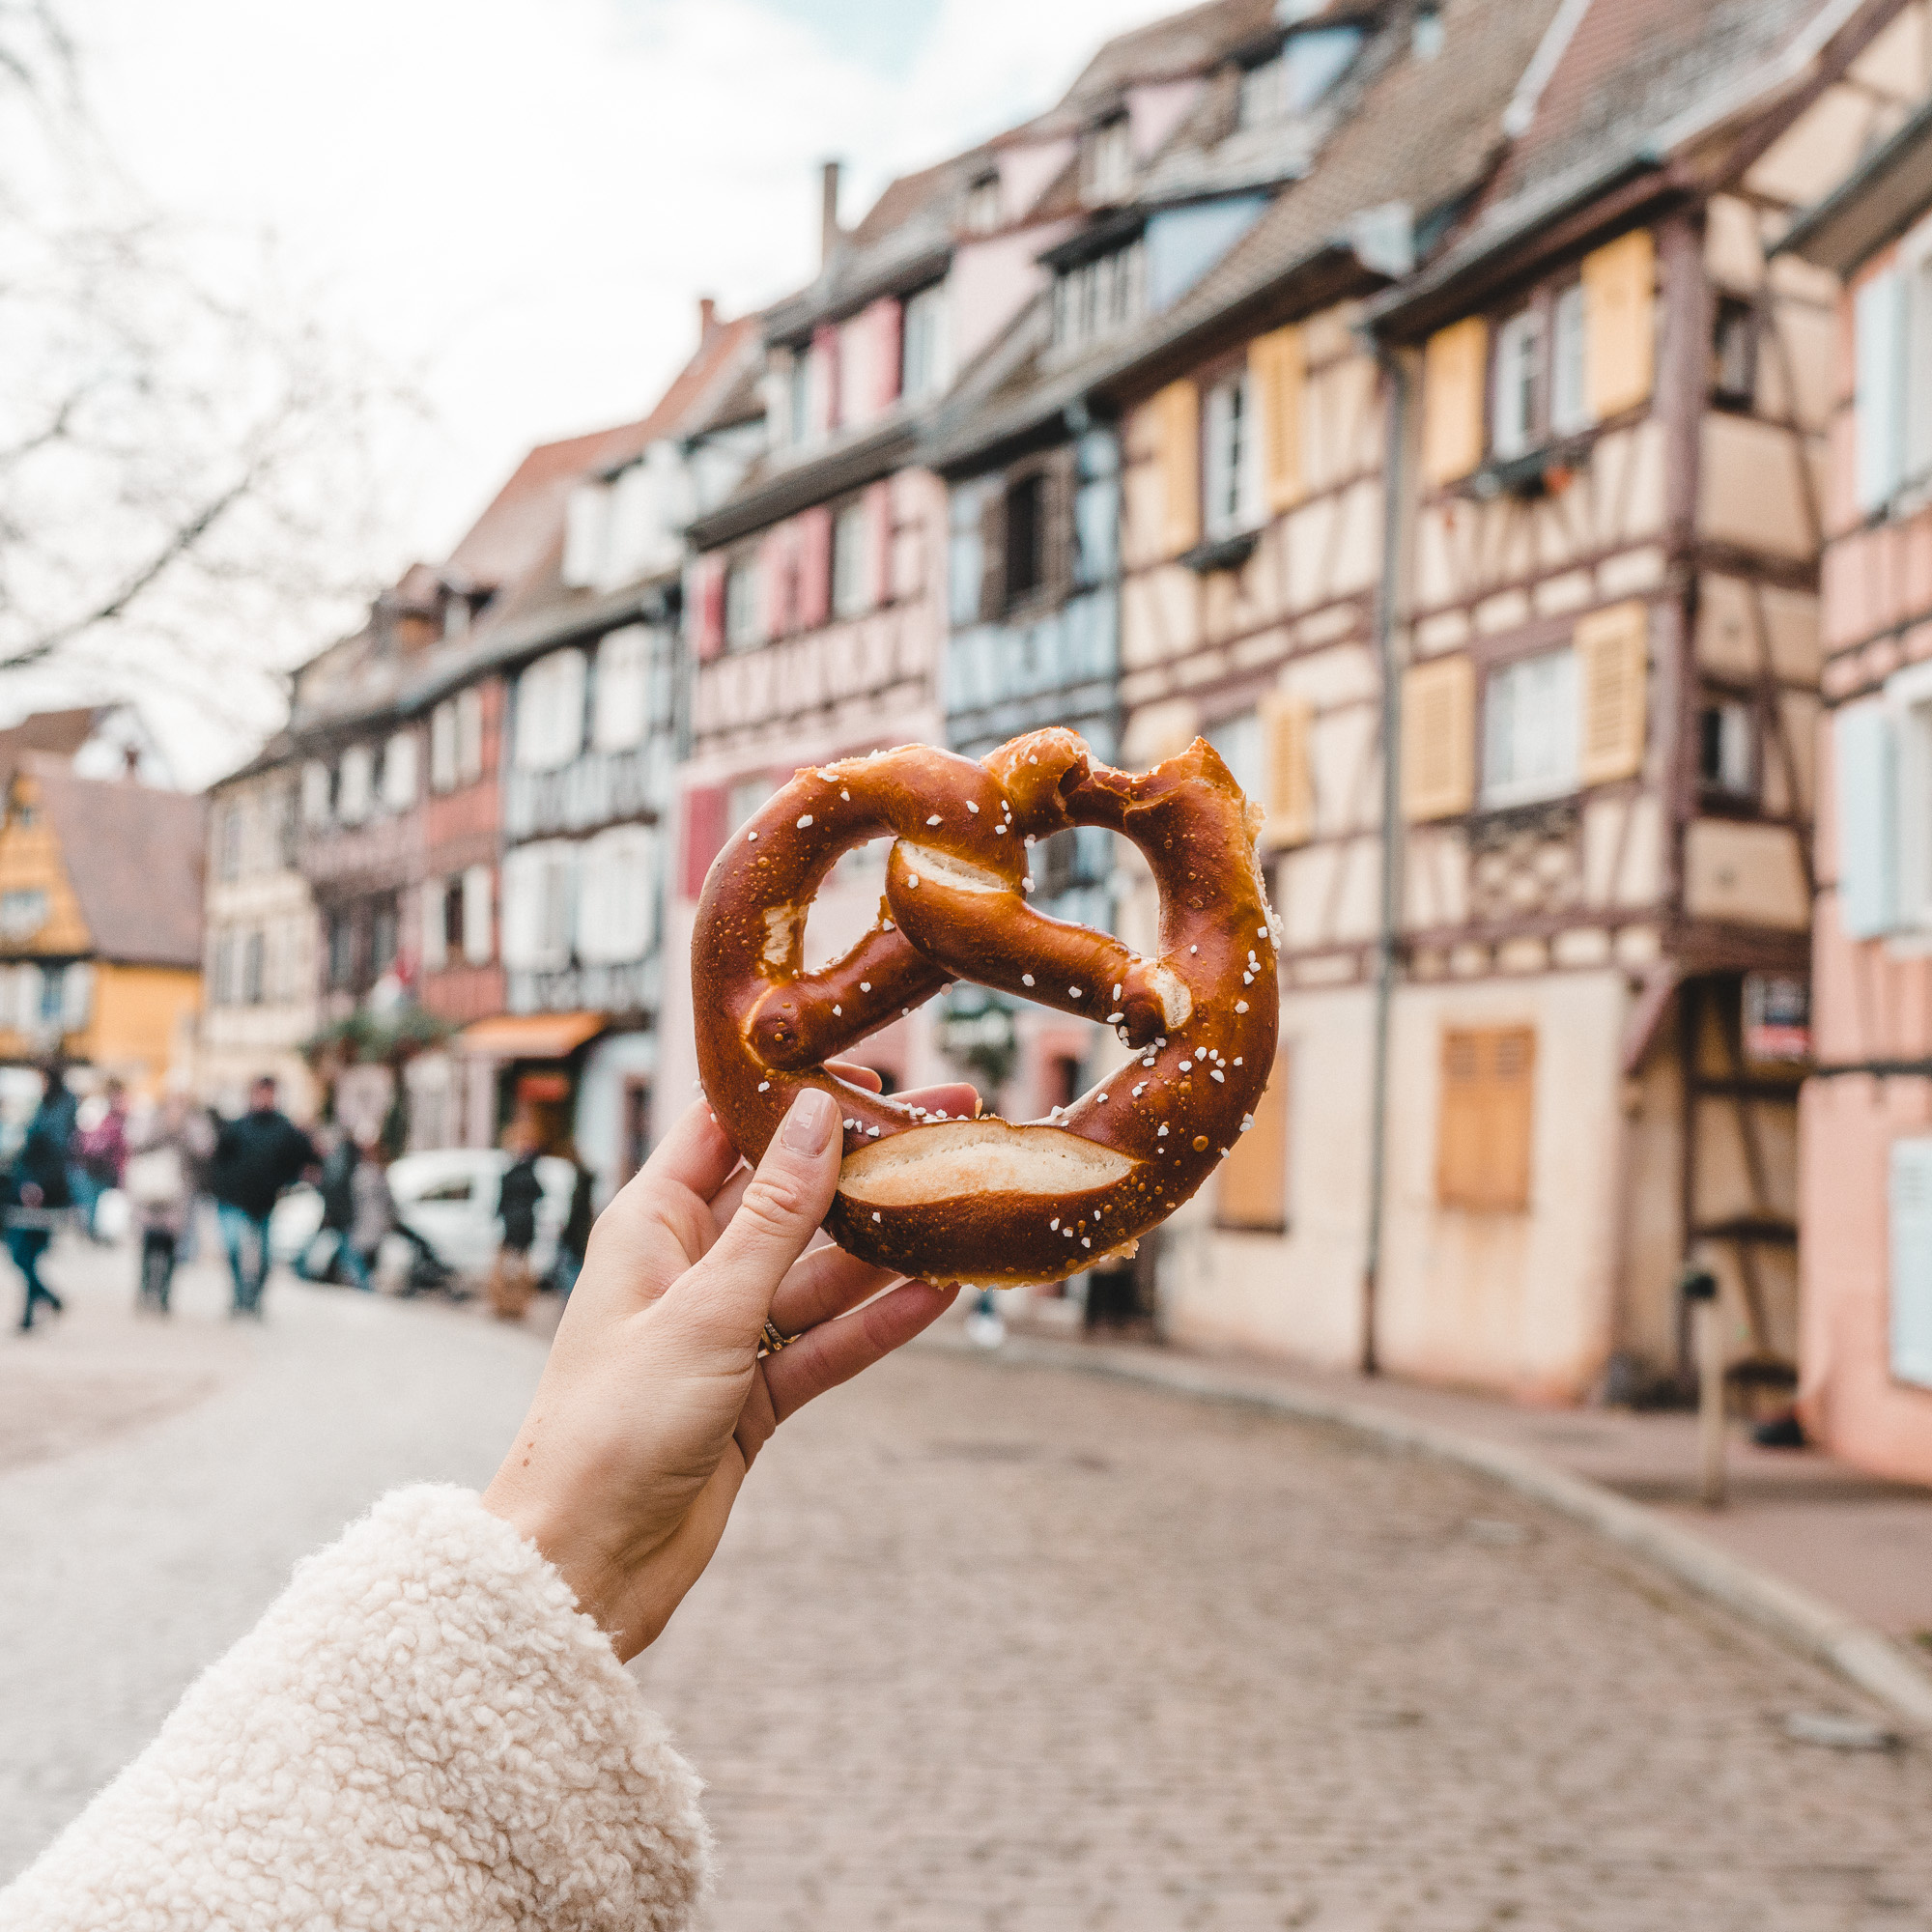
[696,296,717,342]
[820,158,842,270]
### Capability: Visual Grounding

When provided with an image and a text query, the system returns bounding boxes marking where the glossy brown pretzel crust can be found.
[691,728,1281,1288]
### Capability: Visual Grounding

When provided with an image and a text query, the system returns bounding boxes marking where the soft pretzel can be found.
[691,728,1281,1289]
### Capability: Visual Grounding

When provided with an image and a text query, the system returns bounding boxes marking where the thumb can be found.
[668,1087,841,1338]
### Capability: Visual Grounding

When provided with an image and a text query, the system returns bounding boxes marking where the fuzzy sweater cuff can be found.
[0,1485,711,1931]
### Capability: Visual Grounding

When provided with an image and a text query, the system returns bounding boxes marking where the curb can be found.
[923,1328,1932,1732]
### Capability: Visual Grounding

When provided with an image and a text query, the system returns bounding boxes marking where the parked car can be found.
[270,1148,577,1286]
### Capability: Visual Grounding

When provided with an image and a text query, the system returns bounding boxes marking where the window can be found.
[382,730,417,812]
[430,700,458,792]
[578,824,658,965]
[301,760,332,828]
[442,592,469,641]
[832,501,870,619]
[0,889,47,940]
[1437,1027,1536,1211]
[727,776,774,835]
[1217,1045,1290,1231]
[724,558,761,652]
[1082,116,1132,204]
[1713,297,1759,410]
[1005,472,1044,605]
[1698,698,1756,801]
[274,783,298,868]
[336,744,373,825]
[964,171,1001,234]
[1483,648,1579,807]
[1492,309,1541,461]
[1051,241,1146,354]
[562,482,610,588]
[1238,26,1365,127]
[218,802,243,881]
[463,865,494,965]
[422,878,450,973]
[1413,4,1444,59]
[515,650,586,771]
[327,912,355,989]
[1204,372,1260,539]
[902,282,949,401]
[371,899,399,979]
[443,878,466,961]
[1550,283,1591,437]
[242,929,265,1007]
[787,352,811,446]
[456,687,485,782]
[593,625,652,752]
[1889,1139,1932,1388]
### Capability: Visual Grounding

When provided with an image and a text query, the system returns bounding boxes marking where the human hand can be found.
[480,1067,978,1662]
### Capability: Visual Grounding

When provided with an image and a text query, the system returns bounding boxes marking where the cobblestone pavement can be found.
[5,1245,1932,1929]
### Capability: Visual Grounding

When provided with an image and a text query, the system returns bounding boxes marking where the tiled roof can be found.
[23,754,205,969]
[930,0,1567,468]
[0,707,101,787]
[1054,0,1278,119]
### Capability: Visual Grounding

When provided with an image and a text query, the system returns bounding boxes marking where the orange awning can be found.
[456,1011,607,1061]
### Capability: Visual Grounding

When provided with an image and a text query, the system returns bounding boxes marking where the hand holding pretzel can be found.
[692,728,1281,1289]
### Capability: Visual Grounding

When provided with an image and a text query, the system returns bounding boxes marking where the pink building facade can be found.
[1788,101,1932,1484]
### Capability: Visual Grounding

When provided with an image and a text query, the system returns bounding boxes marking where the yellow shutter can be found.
[1582,229,1656,421]
[1575,600,1649,784]
[1217,1043,1290,1230]
[1259,690,1314,848]
[1249,326,1305,513]
[1436,1026,1536,1212]
[1402,656,1476,820]
[1421,318,1489,488]
[1155,380,1200,555]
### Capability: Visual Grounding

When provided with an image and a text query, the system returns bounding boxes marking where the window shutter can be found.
[463,865,494,965]
[682,784,728,901]
[1421,318,1488,487]
[421,879,447,972]
[1437,1026,1535,1211]
[1889,1138,1932,1388]
[978,483,1008,622]
[1582,229,1656,422]
[430,703,457,793]
[1043,448,1078,608]
[812,322,841,433]
[1402,656,1475,820]
[1575,601,1649,785]
[456,688,485,781]
[758,528,793,639]
[692,557,726,661]
[867,481,894,608]
[869,298,902,412]
[1259,691,1314,847]
[796,507,833,628]
[1216,1044,1290,1230]
[1154,380,1201,555]
[1835,702,1898,938]
[1249,326,1305,513]
[1856,270,1907,514]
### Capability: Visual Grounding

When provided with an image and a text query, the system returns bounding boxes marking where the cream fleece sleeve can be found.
[0,1486,711,1932]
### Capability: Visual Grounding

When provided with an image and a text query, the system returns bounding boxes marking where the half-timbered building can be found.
[1782,95,1932,1482]
[1352,0,1932,1401]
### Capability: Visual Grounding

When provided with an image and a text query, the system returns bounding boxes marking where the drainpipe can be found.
[1361,344,1413,1378]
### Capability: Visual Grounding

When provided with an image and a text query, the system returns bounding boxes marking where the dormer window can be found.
[1081,115,1132,206]
[441,592,469,641]
[1237,25,1365,128]
[1051,236,1146,354]
[964,170,1002,235]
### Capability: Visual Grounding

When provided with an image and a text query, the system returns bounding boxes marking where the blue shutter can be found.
[1889,1139,1932,1388]
[1856,271,1907,514]
[1835,702,1897,938]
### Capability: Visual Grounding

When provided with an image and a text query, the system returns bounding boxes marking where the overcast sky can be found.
[74,0,1178,569]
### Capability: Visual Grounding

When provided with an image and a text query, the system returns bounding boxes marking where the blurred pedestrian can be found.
[72,1078,130,1242]
[208,1075,318,1318]
[553,1142,595,1300]
[342,1128,393,1293]
[295,1123,357,1285]
[8,1067,73,1332]
[491,1126,544,1320]
[126,1092,216,1314]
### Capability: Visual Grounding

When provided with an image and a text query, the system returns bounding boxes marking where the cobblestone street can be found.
[5,1239,1932,1929]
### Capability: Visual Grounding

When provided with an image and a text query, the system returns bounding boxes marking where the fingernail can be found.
[781,1087,837,1153]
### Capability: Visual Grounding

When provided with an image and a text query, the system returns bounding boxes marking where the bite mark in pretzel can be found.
[691,728,1281,1289]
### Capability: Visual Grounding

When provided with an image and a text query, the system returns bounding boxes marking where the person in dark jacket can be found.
[208,1076,318,1317]
[552,1146,596,1300]
[491,1130,545,1321]
[9,1067,74,1331]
